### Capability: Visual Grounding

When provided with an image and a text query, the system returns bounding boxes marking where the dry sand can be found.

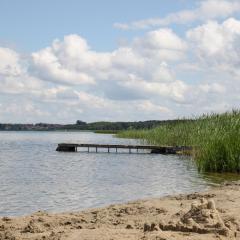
[1,182,240,240]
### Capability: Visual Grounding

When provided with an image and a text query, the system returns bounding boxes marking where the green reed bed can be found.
[117,110,240,173]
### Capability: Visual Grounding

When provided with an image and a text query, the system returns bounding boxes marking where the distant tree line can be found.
[0,119,194,131]
[0,123,63,131]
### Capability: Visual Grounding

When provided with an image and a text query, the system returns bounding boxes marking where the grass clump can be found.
[117,110,240,173]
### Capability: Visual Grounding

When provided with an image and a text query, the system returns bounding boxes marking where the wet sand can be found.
[1,181,240,240]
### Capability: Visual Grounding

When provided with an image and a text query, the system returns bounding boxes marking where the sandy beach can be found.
[1,182,240,240]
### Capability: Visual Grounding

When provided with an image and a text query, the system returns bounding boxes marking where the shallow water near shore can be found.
[0,131,239,217]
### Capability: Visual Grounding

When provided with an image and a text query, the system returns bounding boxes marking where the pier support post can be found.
[116,148,117,153]
[108,147,110,153]
[96,147,97,153]
[88,147,89,153]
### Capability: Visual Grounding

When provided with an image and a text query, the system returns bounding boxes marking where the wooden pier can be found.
[56,143,192,154]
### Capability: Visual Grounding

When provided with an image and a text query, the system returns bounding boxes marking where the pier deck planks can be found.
[56,143,192,154]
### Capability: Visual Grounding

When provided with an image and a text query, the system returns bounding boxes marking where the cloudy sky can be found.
[1,0,240,123]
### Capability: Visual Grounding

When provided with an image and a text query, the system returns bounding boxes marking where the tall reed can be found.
[117,110,240,173]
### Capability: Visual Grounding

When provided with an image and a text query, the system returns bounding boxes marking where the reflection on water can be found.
[0,131,239,216]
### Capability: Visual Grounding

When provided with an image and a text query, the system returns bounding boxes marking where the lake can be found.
[0,131,232,216]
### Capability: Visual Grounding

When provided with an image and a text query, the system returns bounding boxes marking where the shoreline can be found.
[1,182,240,239]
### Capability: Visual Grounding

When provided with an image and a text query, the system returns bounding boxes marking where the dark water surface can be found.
[0,131,237,216]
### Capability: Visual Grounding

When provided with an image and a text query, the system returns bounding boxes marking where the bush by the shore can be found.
[117,110,240,173]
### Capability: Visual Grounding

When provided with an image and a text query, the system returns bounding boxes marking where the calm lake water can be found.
[0,131,238,216]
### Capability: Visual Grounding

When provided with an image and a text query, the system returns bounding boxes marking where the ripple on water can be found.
[1,131,238,216]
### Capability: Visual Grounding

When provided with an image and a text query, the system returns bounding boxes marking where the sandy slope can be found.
[1,182,240,240]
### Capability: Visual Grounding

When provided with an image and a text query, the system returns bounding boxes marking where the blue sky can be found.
[0,0,240,123]
[1,0,193,51]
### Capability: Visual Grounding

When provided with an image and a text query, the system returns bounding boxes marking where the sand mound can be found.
[157,198,232,237]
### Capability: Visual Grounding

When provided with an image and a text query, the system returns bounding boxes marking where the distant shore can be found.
[1,181,240,240]
[0,120,166,132]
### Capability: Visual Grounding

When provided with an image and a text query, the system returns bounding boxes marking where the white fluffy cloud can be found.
[187,18,240,77]
[1,31,183,122]
[182,18,240,115]
[30,30,186,86]
[132,29,187,61]
[0,47,44,95]
[114,0,240,30]
[0,16,240,122]
[0,47,22,76]
[29,30,188,105]
[31,35,97,85]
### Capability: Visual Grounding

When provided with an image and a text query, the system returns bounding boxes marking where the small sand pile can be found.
[181,198,229,235]
[158,198,233,237]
